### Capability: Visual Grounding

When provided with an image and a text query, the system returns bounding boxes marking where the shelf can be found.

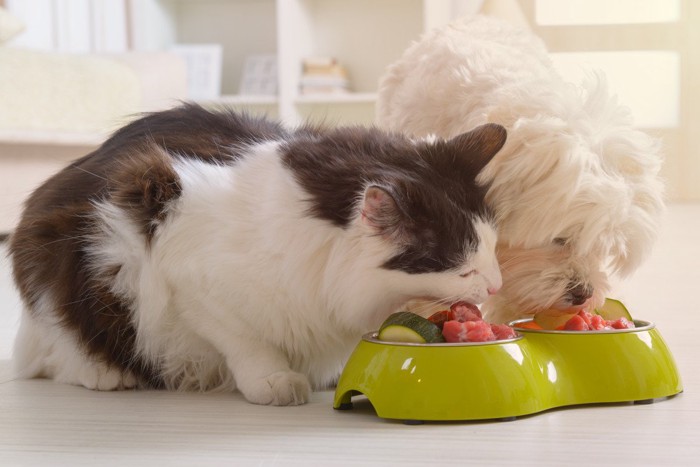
[129,0,434,125]
[198,93,377,106]
[200,94,278,106]
[294,92,378,105]
[0,129,105,147]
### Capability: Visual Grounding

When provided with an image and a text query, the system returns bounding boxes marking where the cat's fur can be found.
[377,16,664,323]
[10,104,505,405]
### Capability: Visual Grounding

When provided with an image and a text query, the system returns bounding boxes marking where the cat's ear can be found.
[359,185,403,238]
[448,123,507,173]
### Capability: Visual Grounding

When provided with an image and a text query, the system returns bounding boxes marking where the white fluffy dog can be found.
[377,16,664,323]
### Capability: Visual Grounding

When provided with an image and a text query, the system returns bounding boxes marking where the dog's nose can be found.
[568,283,593,306]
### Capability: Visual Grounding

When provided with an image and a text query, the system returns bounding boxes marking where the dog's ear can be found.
[448,123,507,172]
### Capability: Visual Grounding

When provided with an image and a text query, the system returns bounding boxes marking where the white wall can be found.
[6,0,128,52]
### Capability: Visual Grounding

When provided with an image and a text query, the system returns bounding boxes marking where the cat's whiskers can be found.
[406,294,462,317]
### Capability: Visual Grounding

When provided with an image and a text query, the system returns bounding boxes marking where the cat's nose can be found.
[487,286,500,295]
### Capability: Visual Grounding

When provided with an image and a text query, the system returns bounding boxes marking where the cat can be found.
[10,104,505,405]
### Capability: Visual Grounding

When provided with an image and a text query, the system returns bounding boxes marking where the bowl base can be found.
[335,402,354,410]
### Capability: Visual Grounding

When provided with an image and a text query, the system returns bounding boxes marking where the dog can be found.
[376,15,664,323]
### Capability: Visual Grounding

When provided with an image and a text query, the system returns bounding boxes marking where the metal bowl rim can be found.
[508,318,655,334]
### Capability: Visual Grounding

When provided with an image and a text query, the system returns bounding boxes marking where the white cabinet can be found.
[130,0,469,126]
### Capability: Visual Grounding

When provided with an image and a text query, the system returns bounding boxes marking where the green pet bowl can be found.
[333,319,682,422]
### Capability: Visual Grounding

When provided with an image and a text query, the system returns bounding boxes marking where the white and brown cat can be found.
[10,104,505,405]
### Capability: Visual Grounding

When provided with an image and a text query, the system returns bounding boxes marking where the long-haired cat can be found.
[10,104,505,405]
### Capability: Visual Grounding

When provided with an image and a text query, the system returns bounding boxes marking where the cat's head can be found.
[296,123,507,328]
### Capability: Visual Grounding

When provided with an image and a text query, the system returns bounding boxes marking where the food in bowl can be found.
[378,301,517,344]
[378,311,445,343]
[527,298,635,331]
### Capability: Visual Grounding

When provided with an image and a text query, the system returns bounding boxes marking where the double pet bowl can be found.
[333,318,682,422]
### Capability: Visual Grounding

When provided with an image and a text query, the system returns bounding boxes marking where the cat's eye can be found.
[460,270,476,278]
[553,237,568,246]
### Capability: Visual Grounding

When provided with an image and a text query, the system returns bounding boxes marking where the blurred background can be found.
[0,0,697,234]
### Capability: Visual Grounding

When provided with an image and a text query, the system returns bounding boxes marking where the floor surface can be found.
[1,203,699,466]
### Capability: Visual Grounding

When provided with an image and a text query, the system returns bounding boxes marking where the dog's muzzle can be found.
[567,283,593,306]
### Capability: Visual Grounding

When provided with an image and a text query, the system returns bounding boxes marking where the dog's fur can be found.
[377,16,664,323]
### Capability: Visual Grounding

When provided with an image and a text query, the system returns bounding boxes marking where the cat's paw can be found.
[241,370,311,406]
[77,364,137,391]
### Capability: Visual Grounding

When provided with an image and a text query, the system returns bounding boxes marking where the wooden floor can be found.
[1,203,699,466]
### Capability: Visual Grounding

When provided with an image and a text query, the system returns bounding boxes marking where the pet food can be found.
[377,301,517,344]
[563,310,635,331]
[524,309,635,331]
[431,301,517,343]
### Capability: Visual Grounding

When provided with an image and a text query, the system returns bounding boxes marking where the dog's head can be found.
[481,79,664,323]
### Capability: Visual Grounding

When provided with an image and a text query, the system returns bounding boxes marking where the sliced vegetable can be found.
[594,298,633,321]
[533,308,578,330]
[378,311,445,343]
[515,320,543,330]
